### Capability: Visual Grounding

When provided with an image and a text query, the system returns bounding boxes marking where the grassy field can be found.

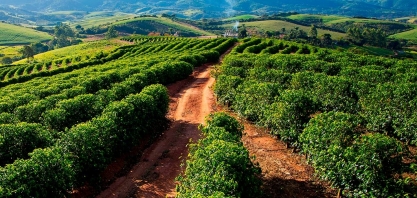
[324,18,404,25]
[390,28,417,40]
[113,17,215,36]
[227,20,346,39]
[287,14,347,23]
[0,22,52,45]
[0,46,22,58]
[13,39,125,64]
[182,9,204,18]
[46,11,87,15]
[223,15,260,21]
[286,14,406,26]
[348,46,395,56]
[70,12,136,28]
[394,16,417,23]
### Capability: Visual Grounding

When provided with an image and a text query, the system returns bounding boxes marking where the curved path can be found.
[97,63,217,198]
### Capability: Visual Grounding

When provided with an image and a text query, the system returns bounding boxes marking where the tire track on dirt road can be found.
[97,62,217,198]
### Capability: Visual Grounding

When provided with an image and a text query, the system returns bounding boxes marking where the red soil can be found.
[96,63,216,198]
[85,44,337,197]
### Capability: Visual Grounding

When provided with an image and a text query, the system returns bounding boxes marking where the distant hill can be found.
[0,22,52,45]
[1,0,417,20]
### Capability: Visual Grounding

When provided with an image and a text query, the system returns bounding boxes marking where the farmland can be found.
[225,20,346,39]
[13,40,126,64]
[112,17,215,36]
[0,37,239,197]
[390,28,417,40]
[214,38,417,197]
[68,11,136,28]
[0,22,52,45]
[286,14,347,24]
[0,46,21,59]
[286,14,414,36]
[223,14,260,21]
[0,13,417,196]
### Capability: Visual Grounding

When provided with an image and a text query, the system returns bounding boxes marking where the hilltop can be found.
[1,0,417,21]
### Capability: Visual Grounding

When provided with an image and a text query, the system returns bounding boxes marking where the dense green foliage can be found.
[214,38,416,197]
[176,112,261,197]
[0,37,237,197]
[0,123,53,166]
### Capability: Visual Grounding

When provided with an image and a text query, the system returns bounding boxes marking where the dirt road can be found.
[239,121,337,198]
[96,43,336,198]
[97,63,216,198]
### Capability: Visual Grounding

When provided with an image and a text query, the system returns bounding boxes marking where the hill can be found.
[68,12,135,28]
[76,16,215,37]
[13,40,125,64]
[111,17,214,36]
[224,20,346,39]
[1,0,417,21]
[285,14,413,36]
[0,22,52,45]
[390,28,417,40]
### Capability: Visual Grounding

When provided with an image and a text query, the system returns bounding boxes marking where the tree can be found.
[309,25,318,39]
[239,27,248,38]
[19,45,34,62]
[54,24,74,38]
[35,26,44,31]
[265,31,273,38]
[50,24,76,48]
[281,27,286,34]
[386,39,402,50]
[1,57,12,65]
[287,27,307,39]
[321,34,333,47]
[30,42,49,54]
[347,27,387,47]
[105,26,118,39]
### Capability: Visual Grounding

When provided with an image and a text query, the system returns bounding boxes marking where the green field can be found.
[13,40,125,64]
[182,9,204,17]
[113,17,215,36]
[324,18,404,25]
[346,45,395,56]
[287,14,347,23]
[229,20,346,39]
[286,14,406,26]
[0,22,52,45]
[394,16,417,23]
[390,28,417,40]
[70,11,136,28]
[46,11,87,15]
[223,15,260,21]
[0,46,22,58]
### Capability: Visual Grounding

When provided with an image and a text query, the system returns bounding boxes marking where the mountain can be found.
[0,0,416,20]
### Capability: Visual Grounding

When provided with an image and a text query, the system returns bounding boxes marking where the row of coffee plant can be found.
[0,37,237,197]
[176,112,261,197]
[120,35,188,43]
[0,85,168,197]
[214,38,416,197]
[232,38,318,55]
